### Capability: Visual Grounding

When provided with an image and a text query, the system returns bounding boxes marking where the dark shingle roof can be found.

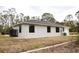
[13,20,67,27]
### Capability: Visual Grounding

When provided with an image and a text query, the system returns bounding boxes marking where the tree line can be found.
[0,8,79,34]
[62,12,79,32]
[0,8,56,34]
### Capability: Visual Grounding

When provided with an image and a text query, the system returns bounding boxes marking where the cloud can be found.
[0,0,79,22]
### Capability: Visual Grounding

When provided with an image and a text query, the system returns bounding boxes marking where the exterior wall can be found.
[13,25,69,38]
[64,27,69,35]
[27,25,61,38]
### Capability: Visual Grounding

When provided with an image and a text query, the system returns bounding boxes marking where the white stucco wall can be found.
[13,24,69,38]
[64,27,69,35]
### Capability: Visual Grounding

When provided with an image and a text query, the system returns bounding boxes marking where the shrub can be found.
[0,25,3,33]
[63,33,67,36]
[75,34,79,44]
[1,27,12,35]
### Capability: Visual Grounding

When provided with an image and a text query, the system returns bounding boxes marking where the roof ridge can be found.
[13,20,67,27]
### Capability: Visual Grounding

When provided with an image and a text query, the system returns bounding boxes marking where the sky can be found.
[0,0,79,22]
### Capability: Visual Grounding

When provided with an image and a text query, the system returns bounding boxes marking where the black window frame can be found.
[19,25,21,33]
[56,27,59,33]
[29,25,35,33]
[47,26,51,33]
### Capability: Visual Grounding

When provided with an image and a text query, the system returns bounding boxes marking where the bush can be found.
[0,25,3,33]
[75,34,79,44]
[1,26,13,35]
[63,33,67,36]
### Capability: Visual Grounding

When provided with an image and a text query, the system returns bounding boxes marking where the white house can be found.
[12,20,69,38]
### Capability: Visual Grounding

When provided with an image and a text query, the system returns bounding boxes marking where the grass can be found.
[32,44,45,49]
[70,32,79,35]
[0,35,77,52]
[38,42,79,53]
[0,35,15,40]
[75,34,79,44]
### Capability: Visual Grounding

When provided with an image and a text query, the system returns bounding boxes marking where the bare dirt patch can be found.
[0,36,77,53]
[33,41,79,53]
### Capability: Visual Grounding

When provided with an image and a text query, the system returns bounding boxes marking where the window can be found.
[29,25,35,33]
[19,25,21,33]
[56,27,59,33]
[47,26,51,33]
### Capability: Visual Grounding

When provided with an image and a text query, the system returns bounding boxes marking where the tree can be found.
[31,16,35,20]
[64,15,74,26]
[63,14,77,32]
[2,10,9,26]
[75,11,79,22]
[24,16,30,21]
[0,8,17,27]
[19,13,24,22]
[64,14,73,21]
[42,13,55,22]
[8,8,16,26]
[76,22,79,32]
[62,20,77,32]
[69,21,76,32]
[0,25,3,33]
[0,13,4,26]
[0,8,17,34]
[14,14,19,24]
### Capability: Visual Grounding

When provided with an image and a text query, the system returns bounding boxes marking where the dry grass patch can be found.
[0,36,77,53]
[0,35,15,40]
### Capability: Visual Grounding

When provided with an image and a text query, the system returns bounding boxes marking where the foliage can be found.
[75,34,79,44]
[63,20,77,32]
[1,26,12,35]
[63,14,77,32]
[0,8,31,27]
[0,8,79,35]
[63,33,67,36]
[0,8,31,35]
[0,25,3,33]
[69,23,77,32]
[24,16,30,21]
[42,13,56,22]
[76,23,79,32]
[65,14,73,21]
[75,11,79,21]
[75,23,79,44]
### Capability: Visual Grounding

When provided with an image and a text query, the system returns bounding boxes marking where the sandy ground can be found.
[32,42,79,53]
[0,36,77,53]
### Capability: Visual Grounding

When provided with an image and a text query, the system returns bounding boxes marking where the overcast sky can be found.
[0,0,79,22]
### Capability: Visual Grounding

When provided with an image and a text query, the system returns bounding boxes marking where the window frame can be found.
[19,25,21,33]
[29,25,35,33]
[56,27,60,33]
[47,26,51,33]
